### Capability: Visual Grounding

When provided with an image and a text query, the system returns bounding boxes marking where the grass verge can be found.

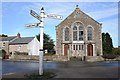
[24,71,56,79]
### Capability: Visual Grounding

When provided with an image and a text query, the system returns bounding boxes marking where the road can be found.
[1,60,120,78]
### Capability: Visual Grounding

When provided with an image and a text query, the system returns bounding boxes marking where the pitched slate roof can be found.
[1,36,17,41]
[56,7,101,27]
[10,37,34,44]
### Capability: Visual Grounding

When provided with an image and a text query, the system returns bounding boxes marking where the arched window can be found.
[64,27,69,41]
[78,24,84,41]
[73,22,84,41]
[73,26,77,41]
[87,27,93,40]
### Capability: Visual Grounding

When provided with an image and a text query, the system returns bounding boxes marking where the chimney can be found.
[17,32,21,38]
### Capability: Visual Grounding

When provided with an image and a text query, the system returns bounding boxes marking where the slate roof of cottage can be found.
[9,37,34,44]
[1,36,17,41]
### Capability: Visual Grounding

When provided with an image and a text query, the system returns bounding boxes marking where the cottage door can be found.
[87,44,93,56]
[64,44,69,56]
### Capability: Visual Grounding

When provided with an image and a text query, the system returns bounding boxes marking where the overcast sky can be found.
[1,2,119,47]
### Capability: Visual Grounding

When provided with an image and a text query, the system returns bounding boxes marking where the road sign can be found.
[25,23,40,28]
[44,14,62,20]
[30,10,41,21]
[26,7,62,75]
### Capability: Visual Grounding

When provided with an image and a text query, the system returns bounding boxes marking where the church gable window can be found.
[64,27,69,41]
[73,26,77,30]
[87,27,93,40]
[78,24,84,41]
[79,25,83,30]
[79,31,83,40]
[73,22,84,41]
[73,26,77,41]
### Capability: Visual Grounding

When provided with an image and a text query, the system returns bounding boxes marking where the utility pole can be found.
[25,7,62,75]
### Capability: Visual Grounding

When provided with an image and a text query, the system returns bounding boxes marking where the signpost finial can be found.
[76,5,79,8]
[41,7,44,10]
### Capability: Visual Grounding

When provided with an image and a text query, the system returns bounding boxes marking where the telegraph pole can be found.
[25,7,62,75]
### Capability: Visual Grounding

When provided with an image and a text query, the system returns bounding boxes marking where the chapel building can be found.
[56,5,102,58]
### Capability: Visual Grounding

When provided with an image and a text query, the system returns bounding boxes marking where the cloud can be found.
[88,8,118,20]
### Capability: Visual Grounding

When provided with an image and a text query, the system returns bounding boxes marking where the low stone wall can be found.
[44,55,68,61]
[85,56,104,62]
[9,55,68,61]
[9,55,120,62]
[85,56,120,62]
[9,55,39,60]
[114,56,120,60]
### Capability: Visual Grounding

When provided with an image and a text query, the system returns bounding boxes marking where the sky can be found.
[1,2,119,47]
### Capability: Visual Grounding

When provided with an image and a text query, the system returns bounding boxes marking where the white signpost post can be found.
[25,7,62,75]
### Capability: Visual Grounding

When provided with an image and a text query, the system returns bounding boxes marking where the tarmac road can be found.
[2,60,120,79]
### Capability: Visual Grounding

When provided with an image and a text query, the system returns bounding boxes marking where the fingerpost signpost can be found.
[25,7,62,75]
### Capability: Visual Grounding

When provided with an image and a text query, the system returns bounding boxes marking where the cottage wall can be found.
[9,44,28,53]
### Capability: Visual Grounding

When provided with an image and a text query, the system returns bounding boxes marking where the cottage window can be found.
[3,42,5,47]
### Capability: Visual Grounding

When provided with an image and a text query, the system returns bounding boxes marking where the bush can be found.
[102,54,118,59]
[112,48,120,55]
[0,49,6,59]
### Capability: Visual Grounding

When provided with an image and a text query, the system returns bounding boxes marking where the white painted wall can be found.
[28,37,40,56]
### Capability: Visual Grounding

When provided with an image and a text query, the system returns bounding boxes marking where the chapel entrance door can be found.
[64,44,69,56]
[87,44,93,56]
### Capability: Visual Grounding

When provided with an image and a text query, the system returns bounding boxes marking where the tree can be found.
[36,33,55,53]
[102,32,113,54]
[112,48,120,55]
[102,33,106,53]
[0,34,8,37]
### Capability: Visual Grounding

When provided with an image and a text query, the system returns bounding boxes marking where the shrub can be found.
[0,49,6,59]
[112,48,120,55]
[102,54,118,59]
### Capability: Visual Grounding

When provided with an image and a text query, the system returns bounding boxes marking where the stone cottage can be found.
[0,34,18,58]
[0,33,40,59]
[9,35,40,56]
[56,5,102,58]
